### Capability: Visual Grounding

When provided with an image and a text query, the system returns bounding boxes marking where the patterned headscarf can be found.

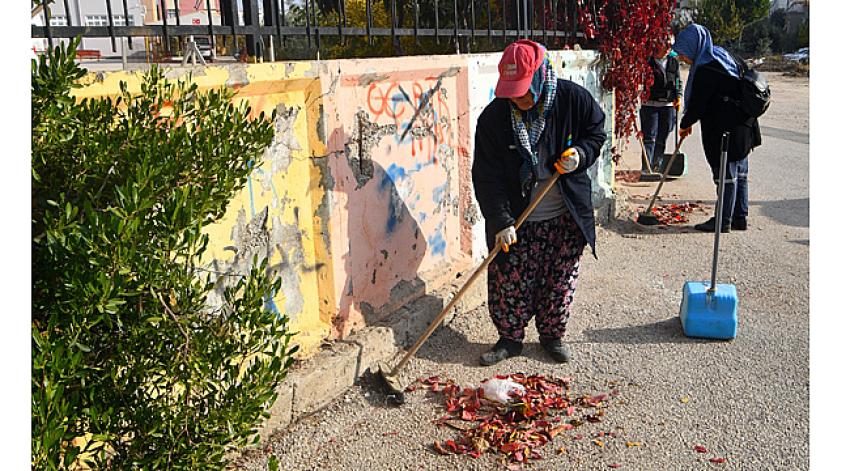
[673,24,739,110]
[510,55,557,195]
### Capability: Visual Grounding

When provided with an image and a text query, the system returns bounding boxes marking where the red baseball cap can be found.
[495,40,545,98]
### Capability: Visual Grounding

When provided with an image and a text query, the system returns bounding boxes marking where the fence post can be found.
[244,0,264,61]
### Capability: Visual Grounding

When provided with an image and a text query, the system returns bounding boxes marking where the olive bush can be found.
[32,40,297,469]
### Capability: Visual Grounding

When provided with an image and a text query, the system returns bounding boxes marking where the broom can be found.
[377,171,563,405]
[636,132,688,226]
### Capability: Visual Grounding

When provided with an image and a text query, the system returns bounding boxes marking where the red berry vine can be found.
[577,0,676,164]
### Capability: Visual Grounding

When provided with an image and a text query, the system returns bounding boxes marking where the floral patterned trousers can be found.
[487,211,585,342]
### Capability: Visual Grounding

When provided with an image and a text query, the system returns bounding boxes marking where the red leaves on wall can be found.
[577,0,676,164]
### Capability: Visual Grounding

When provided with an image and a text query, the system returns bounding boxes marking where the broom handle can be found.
[390,172,562,376]
[643,131,688,214]
[637,133,653,173]
[709,132,730,294]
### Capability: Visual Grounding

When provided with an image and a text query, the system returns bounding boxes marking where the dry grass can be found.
[755,55,809,77]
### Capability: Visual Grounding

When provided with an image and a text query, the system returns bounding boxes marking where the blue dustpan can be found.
[680,132,738,340]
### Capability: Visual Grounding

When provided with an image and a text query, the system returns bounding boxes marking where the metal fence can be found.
[31,0,592,62]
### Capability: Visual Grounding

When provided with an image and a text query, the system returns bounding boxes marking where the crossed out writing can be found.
[366,79,454,161]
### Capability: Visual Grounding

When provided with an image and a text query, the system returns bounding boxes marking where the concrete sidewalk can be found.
[234,72,809,470]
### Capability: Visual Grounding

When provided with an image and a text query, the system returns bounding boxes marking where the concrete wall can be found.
[72,50,614,359]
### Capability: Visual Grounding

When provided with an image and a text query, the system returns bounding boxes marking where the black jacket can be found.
[472,79,607,258]
[680,60,762,166]
[648,55,681,103]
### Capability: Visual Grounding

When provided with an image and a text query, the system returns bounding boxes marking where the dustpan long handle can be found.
[674,102,680,150]
[710,132,730,293]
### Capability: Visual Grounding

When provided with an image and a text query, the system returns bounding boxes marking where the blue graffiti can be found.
[382,163,408,191]
[432,182,448,204]
[383,164,410,234]
[386,206,399,234]
[428,230,447,257]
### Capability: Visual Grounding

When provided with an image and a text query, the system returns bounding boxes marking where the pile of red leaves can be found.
[637,202,710,226]
[411,374,616,465]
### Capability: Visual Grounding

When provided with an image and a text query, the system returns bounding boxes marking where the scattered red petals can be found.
[616,170,642,183]
[694,445,708,453]
[609,464,623,469]
[709,457,727,464]
[635,202,711,226]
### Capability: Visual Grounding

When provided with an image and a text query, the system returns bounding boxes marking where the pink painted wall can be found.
[319,57,472,338]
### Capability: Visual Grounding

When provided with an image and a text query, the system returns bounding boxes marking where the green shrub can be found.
[32,39,297,469]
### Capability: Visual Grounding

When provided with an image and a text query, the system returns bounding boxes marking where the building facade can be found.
[36,0,147,56]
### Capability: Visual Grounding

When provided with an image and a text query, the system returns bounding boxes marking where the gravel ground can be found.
[232,72,809,471]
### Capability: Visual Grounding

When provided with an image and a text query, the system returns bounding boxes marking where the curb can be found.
[256,271,487,441]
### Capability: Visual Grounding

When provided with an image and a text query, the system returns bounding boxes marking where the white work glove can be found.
[495,225,517,253]
[554,148,581,174]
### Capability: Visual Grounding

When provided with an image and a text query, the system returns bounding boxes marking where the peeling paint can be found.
[358,72,391,86]
[316,104,326,143]
[257,106,302,199]
[224,66,249,88]
[438,66,462,78]
[312,156,335,250]
[346,110,396,189]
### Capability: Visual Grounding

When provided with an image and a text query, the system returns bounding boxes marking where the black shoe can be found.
[540,336,570,363]
[731,218,748,231]
[694,218,730,233]
[479,338,523,366]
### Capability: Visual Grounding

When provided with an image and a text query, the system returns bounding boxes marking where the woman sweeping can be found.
[674,24,762,232]
[472,40,607,366]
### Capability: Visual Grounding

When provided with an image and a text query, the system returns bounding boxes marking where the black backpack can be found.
[729,55,771,119]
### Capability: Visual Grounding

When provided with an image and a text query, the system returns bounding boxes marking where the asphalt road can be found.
[234,71,809,471]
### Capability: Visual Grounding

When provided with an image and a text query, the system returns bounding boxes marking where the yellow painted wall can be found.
[73,63,334,358]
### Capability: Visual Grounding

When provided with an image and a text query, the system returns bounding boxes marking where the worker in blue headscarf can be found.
[674,24,762,233]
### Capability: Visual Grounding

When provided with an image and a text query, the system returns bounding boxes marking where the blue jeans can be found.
[710,157,749,226]
[639,105,676,171]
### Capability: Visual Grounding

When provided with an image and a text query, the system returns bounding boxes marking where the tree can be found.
[796,19,809,48]
[32,40,297,469]
[694,0,744,47]
[693,0,769,50]
[741,18,772,54]
[735,0,769,25]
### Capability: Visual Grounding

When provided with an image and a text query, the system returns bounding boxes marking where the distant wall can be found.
[73,50,613,358]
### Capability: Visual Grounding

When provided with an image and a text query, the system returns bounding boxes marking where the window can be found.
[85,15,108,26]
[49,15,68,27]
[113,15,135,26]
[84,15,134,27]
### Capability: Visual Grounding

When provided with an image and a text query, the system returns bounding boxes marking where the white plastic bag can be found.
[481,378,526,404]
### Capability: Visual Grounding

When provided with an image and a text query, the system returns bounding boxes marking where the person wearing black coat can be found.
[674,24,762,232]
[640,40,683,174]
[471,40,607,366]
